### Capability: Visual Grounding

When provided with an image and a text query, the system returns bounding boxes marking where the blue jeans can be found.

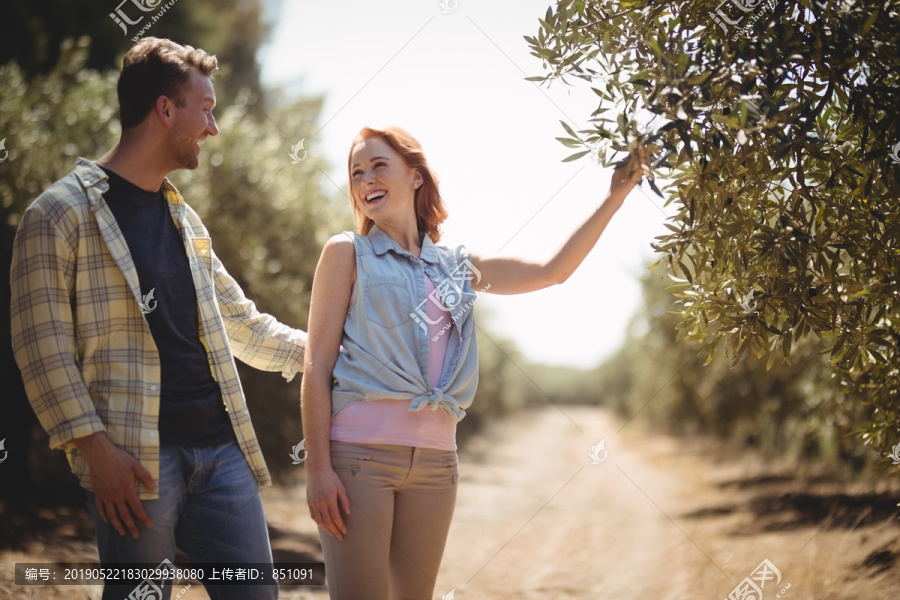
[86,442,277,600]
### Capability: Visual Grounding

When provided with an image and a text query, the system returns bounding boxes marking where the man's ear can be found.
[156,96,173,122]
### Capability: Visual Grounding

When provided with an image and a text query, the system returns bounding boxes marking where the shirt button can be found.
[150,385,158,391]
[149,432,156,437]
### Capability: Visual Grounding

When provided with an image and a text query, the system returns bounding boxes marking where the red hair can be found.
[347,126,448,243]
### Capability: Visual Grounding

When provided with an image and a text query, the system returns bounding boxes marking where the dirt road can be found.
[4,405,899,599]
[265,405,900,600]
[436,406,762,599]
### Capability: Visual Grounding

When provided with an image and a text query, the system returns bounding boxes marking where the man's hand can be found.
[72,432,156,538]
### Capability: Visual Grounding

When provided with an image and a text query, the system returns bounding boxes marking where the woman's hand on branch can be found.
[607,145,649,204]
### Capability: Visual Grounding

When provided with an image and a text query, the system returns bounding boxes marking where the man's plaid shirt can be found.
[10,158,306,499]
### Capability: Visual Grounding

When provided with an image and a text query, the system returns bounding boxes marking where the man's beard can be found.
[169,131,201,171]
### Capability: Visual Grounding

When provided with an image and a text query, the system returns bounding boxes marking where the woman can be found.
[301,126,646,599]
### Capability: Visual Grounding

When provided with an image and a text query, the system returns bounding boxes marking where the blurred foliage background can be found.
[592,269,875,474]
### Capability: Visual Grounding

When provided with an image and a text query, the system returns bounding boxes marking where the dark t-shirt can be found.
[101,167,235,447]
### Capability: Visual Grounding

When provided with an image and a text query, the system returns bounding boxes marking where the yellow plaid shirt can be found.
[10,158,306,499]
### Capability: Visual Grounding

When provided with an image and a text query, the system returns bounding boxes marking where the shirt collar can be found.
[367,224,440,265]
[74,157,184,208]
[73,157,108,189]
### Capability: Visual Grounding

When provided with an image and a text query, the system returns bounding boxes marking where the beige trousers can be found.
[319,441,459,600]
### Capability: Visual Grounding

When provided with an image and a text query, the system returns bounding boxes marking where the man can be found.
[10,37,302,600]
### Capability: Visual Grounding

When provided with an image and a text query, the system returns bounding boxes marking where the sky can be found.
[258,0,673,369]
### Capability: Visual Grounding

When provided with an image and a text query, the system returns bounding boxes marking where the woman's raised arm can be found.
[469,147,647,295]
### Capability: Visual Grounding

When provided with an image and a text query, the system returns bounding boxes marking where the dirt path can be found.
[263,406,697,599]
[444,405,900,600]
[435,405,727,599]
[267,405,900,600]
[3,405,899,599]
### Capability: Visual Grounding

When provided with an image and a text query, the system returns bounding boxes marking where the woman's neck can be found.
[375,220,421,257]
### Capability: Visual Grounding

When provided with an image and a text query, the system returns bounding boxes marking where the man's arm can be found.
[210,247,307,380]
[10,203,105,448]
[10,202,155,538]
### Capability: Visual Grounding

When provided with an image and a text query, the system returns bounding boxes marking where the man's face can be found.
[166,69,218,171]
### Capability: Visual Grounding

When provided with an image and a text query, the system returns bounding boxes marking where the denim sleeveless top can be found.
[331,226,480,421]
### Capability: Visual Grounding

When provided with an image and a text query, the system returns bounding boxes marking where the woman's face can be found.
[349,137,422,226]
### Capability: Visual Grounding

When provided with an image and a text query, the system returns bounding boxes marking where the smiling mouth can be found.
[365,191,387,203]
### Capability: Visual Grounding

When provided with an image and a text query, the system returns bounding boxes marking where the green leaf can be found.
[686,72,712,86]
[555,136,583,148]
[677,259,692,283]
[830,334,847,359]
[704,345,716,366]
[561,149,590,162]
[862,10,879,34]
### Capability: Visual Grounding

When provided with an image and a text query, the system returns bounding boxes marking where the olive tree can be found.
[526,0,900,462]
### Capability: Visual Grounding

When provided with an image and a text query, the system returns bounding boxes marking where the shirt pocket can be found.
[363,276,412,329]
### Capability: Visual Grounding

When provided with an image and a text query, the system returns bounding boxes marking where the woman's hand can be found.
[306,466,351,540]
[607,145,648,204]
[301,234,356,540]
